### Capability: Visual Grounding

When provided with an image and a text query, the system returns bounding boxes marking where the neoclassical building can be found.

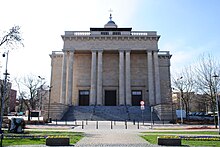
[48,15,172,120]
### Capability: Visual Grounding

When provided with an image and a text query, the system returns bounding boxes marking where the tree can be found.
[0,26,23,48]
[194,54,220,128]
[172,66,195,120]
[15,75,46,121]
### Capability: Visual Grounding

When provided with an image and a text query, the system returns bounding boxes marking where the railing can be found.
[64,31,157,36]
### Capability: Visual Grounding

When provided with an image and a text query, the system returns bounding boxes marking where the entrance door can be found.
[105,90,117,106]
[132,90,142,106]
[79,90,89,106]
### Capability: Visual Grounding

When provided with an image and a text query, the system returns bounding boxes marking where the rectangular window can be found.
[113,32,121,35]
[101,32,109,35]
[132,91,142,95]
[79,90,90,95]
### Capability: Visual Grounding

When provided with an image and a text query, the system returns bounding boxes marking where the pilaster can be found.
[90,50,97,105]
[119,50,125,105]
[97,50,103,105]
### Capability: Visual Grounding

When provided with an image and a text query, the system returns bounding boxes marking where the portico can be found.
[50,14,172,108]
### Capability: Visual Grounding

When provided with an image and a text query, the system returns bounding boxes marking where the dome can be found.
[104,14,117,28]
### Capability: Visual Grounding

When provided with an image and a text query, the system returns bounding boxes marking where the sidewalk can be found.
[6,121,218,147]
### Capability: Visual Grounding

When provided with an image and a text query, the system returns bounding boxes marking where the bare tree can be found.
[194,54,220,128]
[172,66,195,120]
[0,26,23,48]
[15,75,46,121]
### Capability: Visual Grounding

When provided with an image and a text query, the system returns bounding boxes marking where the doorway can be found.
[105,90,117,106]
[132,90,142,106]
[79,90,90,106]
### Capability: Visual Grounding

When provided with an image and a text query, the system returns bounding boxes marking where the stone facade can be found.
[48,16,172,120]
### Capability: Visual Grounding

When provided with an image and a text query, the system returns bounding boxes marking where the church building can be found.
[48,14,173,120]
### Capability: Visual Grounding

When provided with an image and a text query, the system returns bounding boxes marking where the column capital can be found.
[119,49,124,53]
[97,49,103,53]
[92,48,103,52]
[62,48,75,52]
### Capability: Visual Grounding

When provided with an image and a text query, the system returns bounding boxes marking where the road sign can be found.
[140,100,144,106]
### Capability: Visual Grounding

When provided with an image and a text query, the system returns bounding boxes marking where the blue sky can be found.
[0,0,220,89]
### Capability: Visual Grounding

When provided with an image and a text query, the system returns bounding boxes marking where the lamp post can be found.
[0,51,9,133]
[213,74,220,134]
[177,77,183,124]
[38,76,45,110]
[47,86,52,123]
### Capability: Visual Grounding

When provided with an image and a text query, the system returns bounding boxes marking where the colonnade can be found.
[59,49,161,106]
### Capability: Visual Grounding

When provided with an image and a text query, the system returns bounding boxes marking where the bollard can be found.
[82,121,84,129]
[75,120,77,126]
[96,121,98,129]
[143,120,144,125]
[153,120,154,125]
[163,119,164,125]
[111,121,113,129]
[0,133,3,147]
[114,120,116,125]
[125,120,127,129]
[86,119,88,125]
[65,120,67,125]
[137,121,140,129]
[133,119,135,125]
[56,119,57,125]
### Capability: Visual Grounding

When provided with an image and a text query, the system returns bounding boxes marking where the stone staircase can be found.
[61,106,94,121]
[127,106,160,121]
[61,106,160,121]
[42,103,69,120]
[91,106,128,121]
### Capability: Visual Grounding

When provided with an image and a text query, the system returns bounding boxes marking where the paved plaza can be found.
[6,121,218,147]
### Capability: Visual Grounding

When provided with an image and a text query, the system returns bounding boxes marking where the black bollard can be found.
[65,120,67,125]
[0,132,3,147]
[125,120,127,129]
[86,119,88,125]
[111,121,113,129]
[133,119,135,125]
[56,119,57,125]
[82,121,84,129]
[114,120,116,125]
[96,121,98,129]
[137,121,140,129]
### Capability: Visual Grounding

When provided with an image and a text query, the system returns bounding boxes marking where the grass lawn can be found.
[141,131,220,146]
[1,130,83,146]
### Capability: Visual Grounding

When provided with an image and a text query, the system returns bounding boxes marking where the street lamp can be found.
[0,51,10,133]
[213,74,220,134]
[38,76,45,110]
[177,77,183,124]
[47,86,52,123]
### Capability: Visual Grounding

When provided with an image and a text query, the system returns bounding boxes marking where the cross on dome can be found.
[104,9,117,28]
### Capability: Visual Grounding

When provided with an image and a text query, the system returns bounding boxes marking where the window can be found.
[101,32,109,35]
[79,90,89,95]
[113,32,121,35]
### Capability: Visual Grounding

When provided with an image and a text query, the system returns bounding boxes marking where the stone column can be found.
[90,50,97,105]
[119,50,125,105]
[147,51,155,105]
[125,50,131,105]
[60,51,68,104]
[97,50,103,105]
[153,51,161,104]
[67,51,74,105]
